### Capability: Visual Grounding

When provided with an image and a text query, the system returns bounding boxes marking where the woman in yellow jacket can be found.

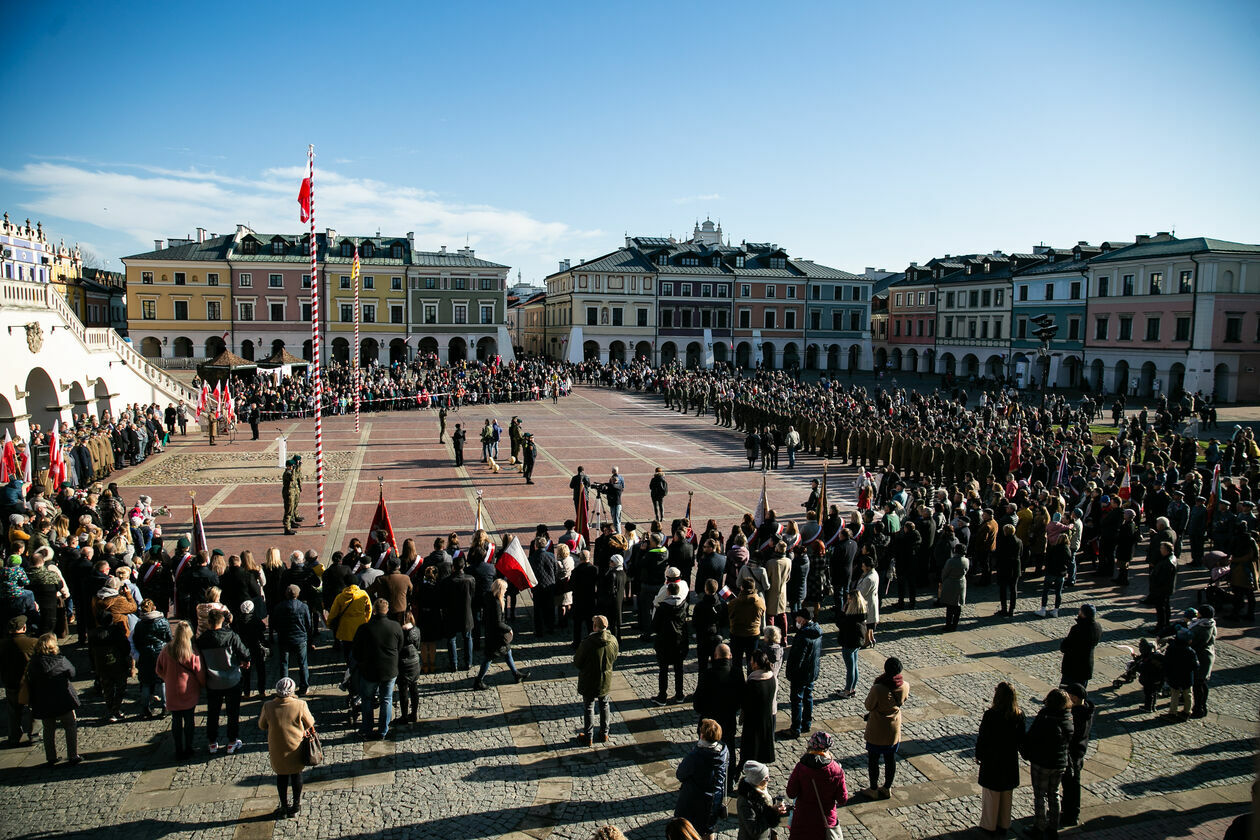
[327,583,371,659]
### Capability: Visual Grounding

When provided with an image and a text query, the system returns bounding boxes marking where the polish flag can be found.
[496,536,536,591]
[196,384,207,421]
[298,174,312,223]
[47,428,67,491]
[212,383,223,419]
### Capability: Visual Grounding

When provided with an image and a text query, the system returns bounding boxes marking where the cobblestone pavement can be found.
[2,388,1255,840]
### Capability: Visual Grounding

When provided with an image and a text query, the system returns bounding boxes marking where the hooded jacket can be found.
[1022,705,1073,770]
[674,739,728,833]
[574,627,619,697]
[864,673,909,745]
[652,593,690,663]
[329,584,372,642]
[785,751,848,834]
[1060,609,1103,684]
[196,627,250,691]
[785,620,822,684]
[25,652,79,719]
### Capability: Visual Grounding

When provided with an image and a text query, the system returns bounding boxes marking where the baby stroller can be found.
[1111,638,1167,689]
[1197,551,1232,608]
[339,658,362,728]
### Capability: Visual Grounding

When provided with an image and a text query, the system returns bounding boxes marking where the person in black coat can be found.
[695,541,727,594]
[352,600,404,739]
[691,579,726,675]
[1060,604,1103,687]
[530,538,557,635]
[1060,683,1095,828]
[397,620,422,724]
[569,550,601,648]
[320,554,356,615]
[474,580,526,690]
[894,522,922,609]
[1021,689,1073,838]
[414,566,444,674]
[693,643,743,790]
[993,524,1022,617]
[234,600,268,698]
[651,582,690,704]
[466,548,497,649]
[787,548,810,616]
[598,555,628,642]
[271,585,314,693]
[25,636,81,765]
[976,681,1026,836]
[782,609,822,739]
[439,558,476,671]
[451,423,465,466]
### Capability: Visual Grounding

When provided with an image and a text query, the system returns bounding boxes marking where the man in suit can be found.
[452,423,466,467]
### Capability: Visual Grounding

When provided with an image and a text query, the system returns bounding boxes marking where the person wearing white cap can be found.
[735,759,787,840]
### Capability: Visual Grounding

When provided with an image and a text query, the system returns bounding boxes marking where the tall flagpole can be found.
[308,145,326,527]
[353,244,361,433]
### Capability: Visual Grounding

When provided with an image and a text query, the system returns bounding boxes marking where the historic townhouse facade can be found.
[882,265,938,374]
[544,247,657,364]
[405,246,511,364]
[125,227,509,365]
[519,291,547,357]
[1086,235,1260,402]
[934,253,1044,380]
[798,260,873,372]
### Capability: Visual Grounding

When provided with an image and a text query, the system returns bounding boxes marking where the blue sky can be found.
[2,0,1258,282]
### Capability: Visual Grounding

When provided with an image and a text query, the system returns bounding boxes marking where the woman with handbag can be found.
[473,579,526,690]
[975,681,1026,836]
[259,677,315,819]
[785,731,849,839]
[155,620,204,760]
[675,718,729,840]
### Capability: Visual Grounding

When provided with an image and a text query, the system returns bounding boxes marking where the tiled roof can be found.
[565,248,656,274]
[790,259,864,280]
[122,234,235,262]
[1017,255,1093,276]
[410,251,508,269]
[1090,236,1260,263]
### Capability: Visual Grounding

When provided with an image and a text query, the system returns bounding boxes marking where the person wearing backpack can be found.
[1021,688,1073,839]
[132,600,172,719]
[196,610,251,754]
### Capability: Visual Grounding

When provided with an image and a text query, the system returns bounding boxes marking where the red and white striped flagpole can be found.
[307,145,326,527]
[353,244,361,433]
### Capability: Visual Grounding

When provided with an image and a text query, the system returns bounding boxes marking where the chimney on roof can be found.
[1135,234,1150,244]
[154,239,163,251]
[326,228,336,242]
[196,227,206,243]
[458,246,474,257]
[1033,245,1050,255]
[560,259,570,272]
[439,245,446,254]
[1155,231,1172,239]
[865,267,875,273]
[909,262,918,268]
[407,231,414,247]
[236,224,246,236]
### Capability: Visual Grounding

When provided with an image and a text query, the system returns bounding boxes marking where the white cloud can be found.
[672,193,723,205]
[0,161,601,273]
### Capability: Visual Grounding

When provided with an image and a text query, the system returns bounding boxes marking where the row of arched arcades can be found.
[0,367,113,439]
[138,335,499,366]
[580,340,865,371]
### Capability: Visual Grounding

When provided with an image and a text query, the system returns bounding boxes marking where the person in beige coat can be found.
[259,677,315,819]
[763,542,792,640]
[863,656,910,798]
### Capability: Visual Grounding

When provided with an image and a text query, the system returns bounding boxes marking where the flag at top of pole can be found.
[300,145,325,527]
[352,245,361,433]
[366,485,398,555]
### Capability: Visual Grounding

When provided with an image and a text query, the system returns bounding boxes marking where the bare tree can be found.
[80,248,104,270]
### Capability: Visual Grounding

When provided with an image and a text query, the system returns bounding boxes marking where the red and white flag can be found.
[365,490,398,555]
[0,432,17,483]
[496,536,536,591]
[47,428,67,491]
[196,384,207,421]
[191,498,208,556]
[1117,461,1132,502]
[298,172,313,223]
[212,383,223,419]
[223,382,236,423]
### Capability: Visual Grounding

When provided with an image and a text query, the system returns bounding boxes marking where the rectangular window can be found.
[612,308,623,326]
[364,276,374,290]
[927,320,934,337]
[587,307,598,326]
[1179,271,1193,293]
[1118,315,1133,340]
[812,285,821,300]
[302,274,311,289]
[207,273,219,286]
[1098,276,1109,297]
[637,308,648,327]
[993,320,1002,339]
[942,319,951,338]
[301,303,311,321]
[681,283,692,296]
[701,310,712,328]
[980,320,989,339]
[340,275,351,289]
[207,301,221,320]
[916,319,924,337]
[270,302,284,322]
[1122,274,1134,296]
[850,312,860,331]
[982,289,992,307]
[1018,285,1028,301]
[424,277,436,289]
[993,289,1002,307]
[363,304,376,323]
[741,284,751,298]
[766,285,777,298]
[239,302,254,322]
[739,309,751,328]
[141,300,156,319]
[480,277,494,291]
[895,293,903,306]
[968,319,977,339]
[785,310,796,329]
[1068,318,1080,340]
[453,277,467,290]
[717,310,729,328]
[141,271,153,284]
[424,305,437,324]
[764,310,777,329]
[239,273,252,287]
[1224,316,1241,343]
[173,300,188,320]
[701,284,712,297]
[681,310,693,328]
[481,305,494,325]
[945,292,955,308]
[894,320,901,337]
[969,290,979,307]
[1044,284,1054,301]
[391,276,401,291]
[1177,316,1193,341]
[1094,317,1108,340]
[1145,316,1160,341]
[391,305,404,324]
[269,273,283,288]
[1148,272,1162,295]
[1017,317,1028,339]
[174,272,185,286]
[341,304,353,322]
[918,292,927,306]
[662,282,674,296]
[1070,281,1081,300]
[786,286,797,299]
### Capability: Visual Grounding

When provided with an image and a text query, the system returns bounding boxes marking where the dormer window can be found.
[361,242,375,258]
[966,265,973,275]
[681,256,698,266]
[272,241,285,255]
[735,255,745,268]
[240,239,257,255]
[769,257,785,269]
[391,243,403,259]
[340,242,353,258]
[983,262,991,273]
[656,253,669,266]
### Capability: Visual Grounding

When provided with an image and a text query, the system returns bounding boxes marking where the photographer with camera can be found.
[597,467,625,532]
